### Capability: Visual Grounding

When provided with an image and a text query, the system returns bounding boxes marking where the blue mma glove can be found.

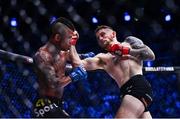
[79,52,95,59]
[69,65,88,82]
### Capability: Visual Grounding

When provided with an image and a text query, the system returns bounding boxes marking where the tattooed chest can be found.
[53,54,67,72]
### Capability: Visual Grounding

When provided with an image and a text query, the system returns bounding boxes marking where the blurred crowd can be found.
[0,59,180,117]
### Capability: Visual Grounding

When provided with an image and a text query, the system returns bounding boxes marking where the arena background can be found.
[0,0,180,118]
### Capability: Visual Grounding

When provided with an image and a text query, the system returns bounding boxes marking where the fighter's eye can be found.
[99,32,105,37]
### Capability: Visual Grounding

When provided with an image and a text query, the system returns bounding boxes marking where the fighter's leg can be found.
[115,94,145,118]
[140,111,152,119]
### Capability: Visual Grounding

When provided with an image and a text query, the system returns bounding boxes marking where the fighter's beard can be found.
[102,42,109,50]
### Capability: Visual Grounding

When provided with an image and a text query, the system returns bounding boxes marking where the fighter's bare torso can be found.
[34,43,70,98]
[98,42,143,87]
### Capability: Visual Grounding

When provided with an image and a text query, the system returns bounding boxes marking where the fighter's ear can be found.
[54,34,61,41]
[112,31,116,38]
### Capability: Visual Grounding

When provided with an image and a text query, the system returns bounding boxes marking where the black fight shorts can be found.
[120,74,153,112]
[32,96,69,118]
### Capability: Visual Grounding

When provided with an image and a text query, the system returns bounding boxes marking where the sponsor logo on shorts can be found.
[34,98,59,117]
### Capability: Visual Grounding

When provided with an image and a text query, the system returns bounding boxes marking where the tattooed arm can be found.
[129,45,155,61]
[33,50,72,89]
[124,36,155,61]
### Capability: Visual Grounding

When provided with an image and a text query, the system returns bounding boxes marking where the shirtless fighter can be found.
[32,17,88,118]
[70,25,155,118]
